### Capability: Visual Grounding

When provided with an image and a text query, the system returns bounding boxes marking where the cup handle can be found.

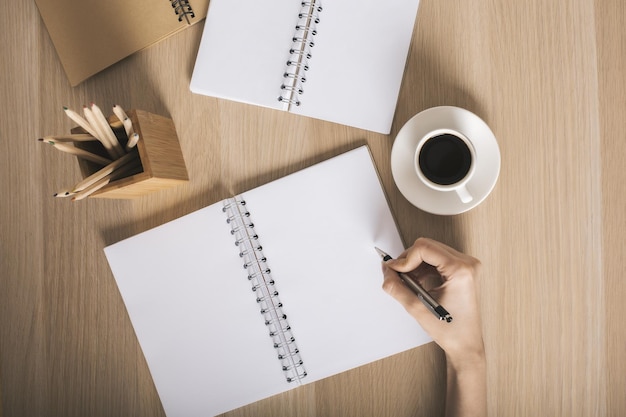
[455,185,473,203]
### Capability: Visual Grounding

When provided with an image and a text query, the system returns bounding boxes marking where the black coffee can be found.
[418,134,472,185]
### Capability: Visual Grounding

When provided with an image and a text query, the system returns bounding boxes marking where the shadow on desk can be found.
[393,34,488,136]
[99,182,228,246]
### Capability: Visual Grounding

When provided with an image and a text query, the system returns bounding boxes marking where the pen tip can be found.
[375,247,394,262]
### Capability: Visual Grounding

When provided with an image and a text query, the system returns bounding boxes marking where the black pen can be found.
[375,247,453,323]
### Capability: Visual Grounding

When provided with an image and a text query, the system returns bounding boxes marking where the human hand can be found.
[382,237,484,368]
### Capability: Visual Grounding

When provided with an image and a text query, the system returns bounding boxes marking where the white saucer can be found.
[391,106,501,215]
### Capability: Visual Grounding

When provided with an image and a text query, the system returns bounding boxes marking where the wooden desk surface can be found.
[1,0,624,416]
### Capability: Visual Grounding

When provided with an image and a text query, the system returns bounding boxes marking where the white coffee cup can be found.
[414,128,476,203]
[391,106,500,215]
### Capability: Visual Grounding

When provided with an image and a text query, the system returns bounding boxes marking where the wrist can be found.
[445,348,486,373]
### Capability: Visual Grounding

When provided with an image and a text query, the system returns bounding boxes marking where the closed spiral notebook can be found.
[190,0,421,134]
[104,146,431,416]
[35,0,209,86]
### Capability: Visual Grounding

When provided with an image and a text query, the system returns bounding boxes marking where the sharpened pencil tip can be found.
[63,106,68,110]
[37,138,43,141]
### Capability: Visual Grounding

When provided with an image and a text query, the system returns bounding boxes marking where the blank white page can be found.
[291,0,421,133]
[243,146,431,382]
[190,0,298,109]
[105,205,292,417]
[190,0,421,134]
[104,146,431,417]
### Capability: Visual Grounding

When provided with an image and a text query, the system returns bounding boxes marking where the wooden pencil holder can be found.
[71,109,189,198]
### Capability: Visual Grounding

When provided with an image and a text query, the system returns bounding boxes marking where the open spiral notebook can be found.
[104,146,431,416]
[190,0,421,134]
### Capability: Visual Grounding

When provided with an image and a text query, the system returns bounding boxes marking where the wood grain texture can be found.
[596,1,626,416]
[1,0,624,416]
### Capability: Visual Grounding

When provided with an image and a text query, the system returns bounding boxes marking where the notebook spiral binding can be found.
[170,0,196,24]
[223,196,307,384]
[278,0,323,108]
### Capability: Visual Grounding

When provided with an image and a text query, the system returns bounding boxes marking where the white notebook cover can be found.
[190,0,420,134]
[104,146,431,416]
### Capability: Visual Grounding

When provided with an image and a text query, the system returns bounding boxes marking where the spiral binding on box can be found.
[170,0,196,24]
[223,196,307,384]
[278,0,323,109]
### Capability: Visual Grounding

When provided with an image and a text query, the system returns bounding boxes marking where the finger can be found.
[427,238,471,261]
[408,262,443,290]
[381,264,422,306]
[423,239,482,280]
[387,237,459,273]
[381,264,437,323]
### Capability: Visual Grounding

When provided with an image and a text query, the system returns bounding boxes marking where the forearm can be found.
[380,238,486,415]
[445,353,487,417]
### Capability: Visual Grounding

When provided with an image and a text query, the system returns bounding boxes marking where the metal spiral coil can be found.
[223,196,307,384]
[278,0,323,108]
[170,0,196,24]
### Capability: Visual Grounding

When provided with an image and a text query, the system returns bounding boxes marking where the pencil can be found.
[52,188,75,198]
[112,104,130,123]
[40,139,113,166]
[71,157,141,201]
[91,103,125,157]
[122,117,134,137]
[71,177,112,201]
[113,105,134,138]
[37,136,95,149]
[63,106,100,138]
[125,133,139,151]
[63,106,117,158]
[83,104,124,159]
[39,134,98,143]
[71,151,137,192]
[82,105,118,159]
